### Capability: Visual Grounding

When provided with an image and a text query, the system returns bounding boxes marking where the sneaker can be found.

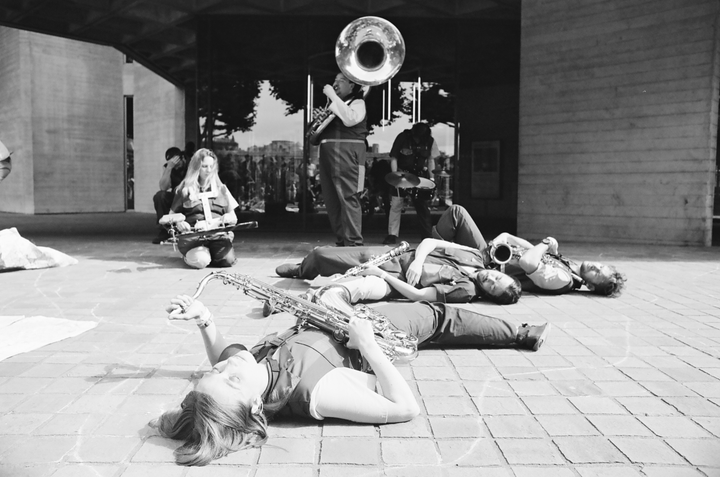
[262,300,277,317]
[516,323,551,351]
[383,234,397,245]
[276,263,301,278]
[152,229,171,244]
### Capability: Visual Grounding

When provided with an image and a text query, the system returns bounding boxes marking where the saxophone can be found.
[333,241,411,281]
[189,271,419,364]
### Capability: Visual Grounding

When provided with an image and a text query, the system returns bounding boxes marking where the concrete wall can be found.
[0,27,125,213]
[0,28,34,213]
[518,0,720,245]
[132,64,185,215]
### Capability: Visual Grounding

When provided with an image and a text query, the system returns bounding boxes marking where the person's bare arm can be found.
[314,318,419,423]
[406,238,478,286]
[360,265,437,302]
[166,295,228,365]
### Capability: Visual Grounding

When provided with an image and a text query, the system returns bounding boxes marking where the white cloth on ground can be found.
[0,227,77,271]
[0,316,97,361]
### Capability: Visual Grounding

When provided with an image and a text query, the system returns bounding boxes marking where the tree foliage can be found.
[198,75,261,142]
[400,83,455,128]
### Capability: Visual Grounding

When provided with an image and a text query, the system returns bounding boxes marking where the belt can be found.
[319,139,365,145]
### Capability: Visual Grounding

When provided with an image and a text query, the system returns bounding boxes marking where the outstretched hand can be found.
[166,294,207,321]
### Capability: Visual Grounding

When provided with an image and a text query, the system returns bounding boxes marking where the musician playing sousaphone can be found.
[383,122,441,245]
[153,275,550,465]
[312,72,369,247]
[160,148,239,269]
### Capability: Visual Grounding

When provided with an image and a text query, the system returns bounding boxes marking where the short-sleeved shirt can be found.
[393,246,486,303]
[526,261,573,291]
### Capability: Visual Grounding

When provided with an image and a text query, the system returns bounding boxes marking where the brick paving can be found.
[1,211,720,476]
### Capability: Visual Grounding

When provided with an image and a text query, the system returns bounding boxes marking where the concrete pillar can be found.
[132,65,185,215]
[0,27,125,214]
[518,0,720,245]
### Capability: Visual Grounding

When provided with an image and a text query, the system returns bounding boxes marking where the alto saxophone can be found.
[189,271,419,364]
[487,240,525,271]
[332,241,411,281]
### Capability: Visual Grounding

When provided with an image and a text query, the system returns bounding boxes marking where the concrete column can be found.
[132,65,185,215]
[0,27,125,214]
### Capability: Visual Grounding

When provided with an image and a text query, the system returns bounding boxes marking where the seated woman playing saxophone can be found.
[152,287,549,466]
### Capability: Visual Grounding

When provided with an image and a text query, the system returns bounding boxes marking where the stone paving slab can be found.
[1,212,720,476]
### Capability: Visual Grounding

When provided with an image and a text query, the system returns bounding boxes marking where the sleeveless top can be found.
[172,184,232,226]
[219,328,364,419]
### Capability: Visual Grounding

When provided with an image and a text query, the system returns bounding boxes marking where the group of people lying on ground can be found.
[155,201,626,467]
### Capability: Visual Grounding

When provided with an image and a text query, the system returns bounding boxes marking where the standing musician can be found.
[384,122,441,244]
[313,72,369,247]
[152,290,550,466]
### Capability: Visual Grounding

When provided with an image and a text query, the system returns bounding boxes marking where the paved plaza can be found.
[1,211,720,477]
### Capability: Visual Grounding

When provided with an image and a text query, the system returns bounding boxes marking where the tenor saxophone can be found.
[333,241,411,281]
[189,271,418,364]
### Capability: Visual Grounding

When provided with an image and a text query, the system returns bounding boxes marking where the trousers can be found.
[319,140,366,246]
[373,301,517,347]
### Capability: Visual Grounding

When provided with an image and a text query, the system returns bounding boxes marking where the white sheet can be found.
[0,316,97,361]
[0,227,77,271]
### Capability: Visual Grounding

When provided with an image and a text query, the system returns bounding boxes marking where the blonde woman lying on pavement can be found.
[151,291,549,465]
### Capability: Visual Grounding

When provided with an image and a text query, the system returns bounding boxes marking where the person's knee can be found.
[183,246,212,269]
[213,248,236,268]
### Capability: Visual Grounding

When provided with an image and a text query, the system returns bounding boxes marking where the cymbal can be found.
[385,171,420,188]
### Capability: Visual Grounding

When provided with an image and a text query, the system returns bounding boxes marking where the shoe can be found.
[516,323,551,351]
[335,241,345,247]
[262,300,277,317]
[152,229,171,244]
[276,263,301,278]
[383,235,397,245]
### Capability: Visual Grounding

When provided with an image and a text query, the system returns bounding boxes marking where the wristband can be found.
[196,310,213,329]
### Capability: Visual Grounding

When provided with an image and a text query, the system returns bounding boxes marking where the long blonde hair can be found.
[177,148,222,198]
[155,390,268,466]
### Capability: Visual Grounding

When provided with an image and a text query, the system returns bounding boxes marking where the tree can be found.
[198,74,261,143]
[400,83,455,128]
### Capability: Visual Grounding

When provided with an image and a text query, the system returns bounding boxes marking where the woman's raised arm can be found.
[166,295,229,365]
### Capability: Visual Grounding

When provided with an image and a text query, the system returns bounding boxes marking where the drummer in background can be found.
[384,122,441,245]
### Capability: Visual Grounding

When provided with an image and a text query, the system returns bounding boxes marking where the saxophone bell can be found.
[488,240,524,271]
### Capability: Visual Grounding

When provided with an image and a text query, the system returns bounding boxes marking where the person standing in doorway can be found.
[384,122,441,244]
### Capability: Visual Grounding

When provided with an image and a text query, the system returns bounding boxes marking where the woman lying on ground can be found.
[152,290,549,465]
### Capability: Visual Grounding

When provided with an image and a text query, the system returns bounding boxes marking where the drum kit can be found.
[384,171,436,201]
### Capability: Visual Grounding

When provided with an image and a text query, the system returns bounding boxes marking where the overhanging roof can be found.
[0,0,520,87]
